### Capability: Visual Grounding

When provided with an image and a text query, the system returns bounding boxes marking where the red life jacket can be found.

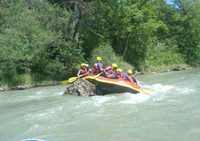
[127,76,134,83]
[92,63,103,75]
[126,75,137,84]
[104,66,118,78]
[116,72,123,79]
[104,66,113,74]
[78,68,89,77]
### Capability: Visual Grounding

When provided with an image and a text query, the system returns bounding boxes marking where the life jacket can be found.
[116,72,124,79]
[92,62,103,74]
[127,76,134,83]
[104,66,113,74]
[77,68,89,77]
[104,66,118,79]
[111,71,117,79]
[123,73,129,80]
[124,74,137,84]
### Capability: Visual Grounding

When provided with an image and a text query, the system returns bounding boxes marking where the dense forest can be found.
[0,0,200,86]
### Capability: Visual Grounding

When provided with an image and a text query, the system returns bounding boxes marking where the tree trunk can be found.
[123,33,130,58]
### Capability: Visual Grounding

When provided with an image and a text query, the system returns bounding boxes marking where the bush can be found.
[0,0,85,85]
[145,41,185,71]
[90,42,133,71]
[0,60,18,86]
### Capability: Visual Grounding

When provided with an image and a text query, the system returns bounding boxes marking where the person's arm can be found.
[84,71,90,76]
[77,70,81,77]
[89,68,92,73]
[129,78,134,83]
[132,76,137,83]
[100,63,104,71]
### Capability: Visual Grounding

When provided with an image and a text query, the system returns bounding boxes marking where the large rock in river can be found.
[64,79,96,96]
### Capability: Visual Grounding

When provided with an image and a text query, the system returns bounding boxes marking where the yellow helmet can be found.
[81,63,89,67]
[112,63,118,69]
[127,69,133,74]
[117,68,123,72]
[96,56,102,61]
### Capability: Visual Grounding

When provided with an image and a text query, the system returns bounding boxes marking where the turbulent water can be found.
[0,69,200,141]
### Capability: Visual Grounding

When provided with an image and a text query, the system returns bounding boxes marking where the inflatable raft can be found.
[84,75,142,94]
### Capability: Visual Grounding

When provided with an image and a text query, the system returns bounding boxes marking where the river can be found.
[0,69,200,141]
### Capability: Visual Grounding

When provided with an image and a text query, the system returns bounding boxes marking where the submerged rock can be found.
[64,79,96,96]
[12,85,31,90]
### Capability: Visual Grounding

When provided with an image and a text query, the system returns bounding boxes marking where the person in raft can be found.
[124,69,138,84]
[104,63,118,78]
[92,56,104,75]
[77,63,90,78]
[116,68,124,79]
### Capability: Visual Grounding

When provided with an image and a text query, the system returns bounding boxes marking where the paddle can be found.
[88,72,103,79]
[62,72,103,85]
[134,80,153,95]
[140,88,152,95]
[61,76,79,85]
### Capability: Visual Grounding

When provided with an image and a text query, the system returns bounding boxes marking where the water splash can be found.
[142,83,195,102]
[91,96,116,107]
[119,93,150,104]
[22,138,47,141]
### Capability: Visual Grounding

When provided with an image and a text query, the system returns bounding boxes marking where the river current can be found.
[0,69,200,141]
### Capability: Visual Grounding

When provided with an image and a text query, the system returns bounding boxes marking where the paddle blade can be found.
[68,77,78,83]
[140,88,153,95]
[61,77,78,85]
[61,80,69,85]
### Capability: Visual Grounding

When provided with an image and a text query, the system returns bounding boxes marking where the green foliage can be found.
[0,0,200,86]
[80,0,171,70]
[146,41,185,71]
[0,0,84,86]
[163,0,200,66]
[90,42,133,70]
[0,60,18,86]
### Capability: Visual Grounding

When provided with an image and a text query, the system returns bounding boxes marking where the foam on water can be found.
[36,91,43,95]
[141,83,195,102]
[175,87,195,95]
[119,93,150,104]
[117,83,164,104]
[24,105,63,121]
[91,95,116,107]
[25,90,64,101]
[74,83,188,106]
[22,138,47,141]
[150,84,174,93]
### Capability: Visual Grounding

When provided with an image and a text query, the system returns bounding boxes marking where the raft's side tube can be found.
[84,76,142,93]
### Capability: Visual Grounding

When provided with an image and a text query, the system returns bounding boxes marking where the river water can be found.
[0,69,200,141]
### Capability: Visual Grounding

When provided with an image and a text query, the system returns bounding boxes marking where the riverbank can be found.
[0,64,192,93]
[143,64,192,74]
[0,81,59,92]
